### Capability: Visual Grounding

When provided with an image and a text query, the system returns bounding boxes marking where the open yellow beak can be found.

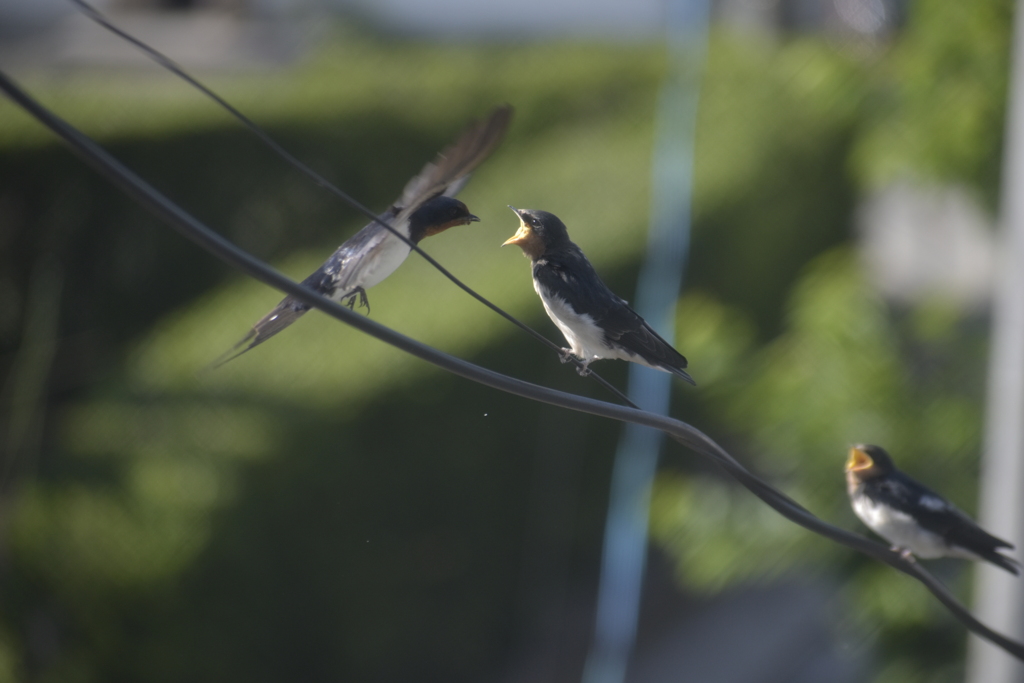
[845,446,874,472]
[502,222,532,247]
[503,206,531,247]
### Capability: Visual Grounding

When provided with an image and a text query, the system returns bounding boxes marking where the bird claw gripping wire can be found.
[894,546,917,563]
[342,287,370,314]
[557,348,591,376]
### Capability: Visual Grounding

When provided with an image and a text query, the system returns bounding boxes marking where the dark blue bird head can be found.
[408,195,479,244]
[846,444,895,481]
[503,207,571,259]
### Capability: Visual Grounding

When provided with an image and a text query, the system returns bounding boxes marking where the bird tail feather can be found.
[206,298,309,370]
[985,550,1021,576]
[668,365,697,387]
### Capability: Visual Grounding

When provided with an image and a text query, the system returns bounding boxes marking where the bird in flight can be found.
[502,207,695,385]
[213,105,512,367]
[845,444,1018,575]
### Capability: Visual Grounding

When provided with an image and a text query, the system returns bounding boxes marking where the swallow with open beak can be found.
[502,207,695,385]
[211,105,512,367]
[845,444,1018,574]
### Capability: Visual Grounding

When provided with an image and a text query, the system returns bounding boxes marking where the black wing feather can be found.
[396,105,513,217]
[865,474,1019,574]
[535,245,694,384]
[212,106,512,367]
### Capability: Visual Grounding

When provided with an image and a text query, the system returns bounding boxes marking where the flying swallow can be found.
[502,207,695,385]
[213,105,513,367]
[845,444,1019,575]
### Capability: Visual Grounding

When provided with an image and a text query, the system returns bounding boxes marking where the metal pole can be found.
[966,1,1024,681]
[581,3,708,683]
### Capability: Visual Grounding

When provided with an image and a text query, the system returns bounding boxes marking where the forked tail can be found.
[668,364,697,387]
[206,297,310,369]
[985,549,1021,576]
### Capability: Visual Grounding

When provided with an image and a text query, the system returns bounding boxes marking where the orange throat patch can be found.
[844,447,879,489]
[423,217,475,238]
[504,224,545,260]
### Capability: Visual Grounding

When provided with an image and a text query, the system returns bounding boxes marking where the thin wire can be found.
[65,0,634,407]
[3,69,1022,661]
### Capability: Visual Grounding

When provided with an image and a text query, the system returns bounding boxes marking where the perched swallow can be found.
[845,444,1019,575]
[213,105,513,367]
[502,207,695,385]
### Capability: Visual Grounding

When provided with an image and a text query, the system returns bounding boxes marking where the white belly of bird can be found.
[333,232,412,299]
[852,495,979,560]
[536,285,621,362]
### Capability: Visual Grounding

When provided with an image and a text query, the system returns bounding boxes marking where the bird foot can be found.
[557,348,591,375]
[343,287,371,314]
[892,546,916,563]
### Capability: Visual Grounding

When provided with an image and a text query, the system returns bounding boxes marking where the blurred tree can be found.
[658,249,987,681]
[0,35,669,683]
[852,0,1013,205]
[651,1,1013,678]
[0,0,1014,679]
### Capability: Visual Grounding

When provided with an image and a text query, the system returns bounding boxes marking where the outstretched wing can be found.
[211,106,512,368]
[329,106,511,286]
[394,105,513,218]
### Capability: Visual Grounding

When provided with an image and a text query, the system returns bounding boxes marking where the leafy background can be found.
[0,0,1013,681]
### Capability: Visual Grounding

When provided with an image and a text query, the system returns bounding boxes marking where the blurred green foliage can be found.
[657,249,986,676]
[651,1,1011,679]
[1,32,672,683]
[0,0,1013,680]
[852,0,1013,205]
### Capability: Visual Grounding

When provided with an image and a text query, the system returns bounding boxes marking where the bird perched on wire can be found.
[212,105,513,367]
[845,444,1019,575]
[502,207,695,385]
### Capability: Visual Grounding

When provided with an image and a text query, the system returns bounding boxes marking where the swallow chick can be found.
[502,207,695,385]
[846,444,1019,575]
[212,105,513,367]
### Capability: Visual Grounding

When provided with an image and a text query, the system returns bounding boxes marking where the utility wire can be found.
[3,69,1023,662]
[65,0,634,408]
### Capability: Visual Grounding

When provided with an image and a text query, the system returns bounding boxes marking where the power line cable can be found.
[63,0,635,406]
[2,68,1022,661]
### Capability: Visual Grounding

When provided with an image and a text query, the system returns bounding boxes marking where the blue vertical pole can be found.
[581,3,709,683]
